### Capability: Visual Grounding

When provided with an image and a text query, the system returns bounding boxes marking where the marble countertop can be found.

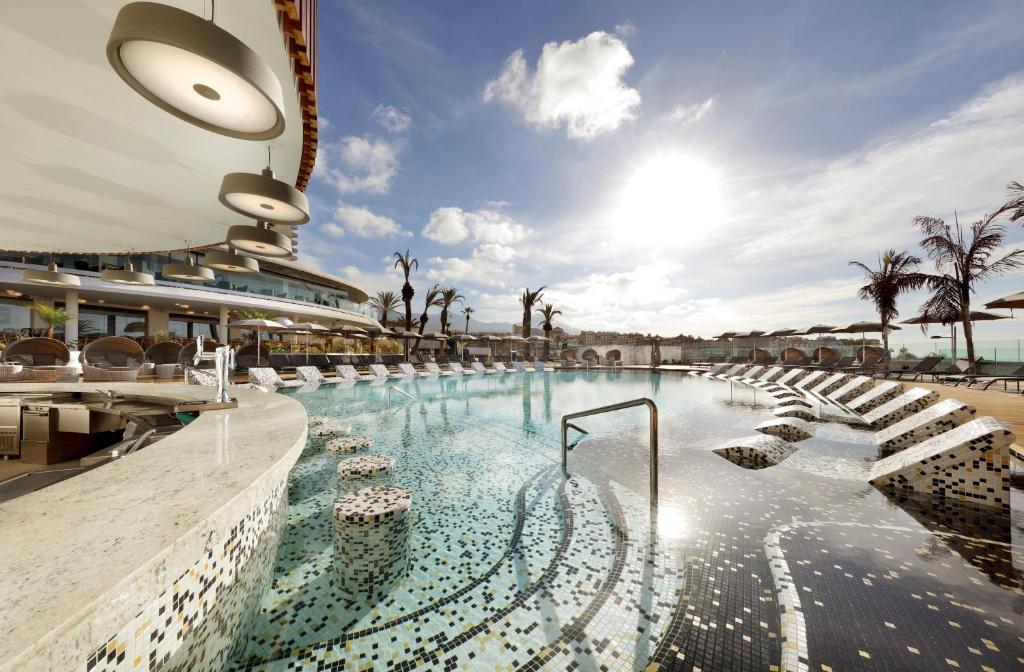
[0,383,308,670]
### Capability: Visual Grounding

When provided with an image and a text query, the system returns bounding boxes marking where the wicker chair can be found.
[235,344,272,371]
[145,341,183,364]
[2,337,72,381]
[0,363,25,382]
[82,336,145,382]
[179,340,223,368]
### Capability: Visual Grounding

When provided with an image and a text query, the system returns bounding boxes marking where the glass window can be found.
[0,298,31,337]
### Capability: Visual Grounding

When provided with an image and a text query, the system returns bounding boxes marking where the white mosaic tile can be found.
[861,388,939,429]
[713,435,797,469]
[756,418,814,442]
[874,398,976,456]
[845,381,902,414]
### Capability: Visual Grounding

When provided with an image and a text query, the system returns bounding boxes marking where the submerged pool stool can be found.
[756,417,814,442]
[310,422,353,439]
[333,485,412,600]
[713,434,797,469]
[326,434,373,453]
[337,454,396,494]
[772,404,815,422]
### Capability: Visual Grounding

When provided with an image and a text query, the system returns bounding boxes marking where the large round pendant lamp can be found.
[226,221,292,258]
[21,260,80,288]
[162,251,215,282]
[106,2,285,140]
[219,167,310,224]
[101,256,155,286]
[204,249,259,273]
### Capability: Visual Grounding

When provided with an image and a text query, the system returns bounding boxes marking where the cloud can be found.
[421,207,529,245]
[727,75,1024,265]
[425,244,518,287]
[315,136,400,194]
[372,104,412,133]
[614,22,637,37]
[322,222,345,238]
[666,97,715,125]
[483,31,641,140]
[332,203,410,239]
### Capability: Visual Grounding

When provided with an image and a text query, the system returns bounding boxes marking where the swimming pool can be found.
[229,370,1023,671]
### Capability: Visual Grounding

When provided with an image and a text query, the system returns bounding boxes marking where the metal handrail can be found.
[561,397,659,511]
[385,386,415,409]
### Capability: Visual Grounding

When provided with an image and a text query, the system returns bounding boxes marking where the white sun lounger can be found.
[295,365,347,384]
[471,361,497,374]
[449,362,475,375]
[248,367,306,389]
[335,364,375,382]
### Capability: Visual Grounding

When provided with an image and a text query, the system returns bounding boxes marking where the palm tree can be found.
[369,290,400,327]
[1006,181,1024,222]
[535,302,562,361]
[462,306,474,333]
[411,284,443,354]
[394,250,418,357]
[915,210,1024,373]
[438,287,465,335]
[848,250,928,364]
[393,250,418,332]
[519,286,546,358]
[31,304,71,340]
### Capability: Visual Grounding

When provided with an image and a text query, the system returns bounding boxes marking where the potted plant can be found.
[31,304,72,339]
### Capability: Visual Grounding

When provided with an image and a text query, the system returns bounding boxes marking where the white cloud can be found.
[425,245,519,287]
[333,203,410,239]
[421,207,529,245]
[484,31,641,140]
[315,136,400,194]
[322,222,345,238]
[727,75,1024,265]
[666,97,715,125]
[614,22,637,37]
[372,104,412,133]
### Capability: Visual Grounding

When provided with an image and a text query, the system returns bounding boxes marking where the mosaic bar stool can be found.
[326,435,373,453]
[311,422,353,439]
[337,454,396,495]
[333,486,412,600]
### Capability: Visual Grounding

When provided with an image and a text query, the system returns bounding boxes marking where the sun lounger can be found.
[471,361,497,374]
[336,364,375,382]
[397,362,431,377]
[884,355,943,380]
[295,366,347,384]
[248,367,306,389]
[492,362,514,373]
[423,362,448,376]
[449,362,474,375]
[369,363,401,379]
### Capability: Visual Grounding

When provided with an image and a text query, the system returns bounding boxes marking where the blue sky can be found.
[300,0,1024,343]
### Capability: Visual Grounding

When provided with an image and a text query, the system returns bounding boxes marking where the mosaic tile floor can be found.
[226,372,1024,671]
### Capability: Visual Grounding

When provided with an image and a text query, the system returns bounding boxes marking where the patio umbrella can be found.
[763,328,798,337]
[797,324,837,363]
[505,334,528,359]
[123,320,146,334]
[984,291,1024,311]
[902,311,1009,360]
[474,334,502,360]
[229,318,284,365]
[287,322,329,363]
[332,324,368,355]
[831,320,902,361]
[360,325,394,354]
[712,331,738,339]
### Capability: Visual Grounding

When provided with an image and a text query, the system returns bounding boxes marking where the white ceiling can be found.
[0,0,304,253]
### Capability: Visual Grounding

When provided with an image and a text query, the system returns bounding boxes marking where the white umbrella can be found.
[229,318,285,365]
[287,322,329,363]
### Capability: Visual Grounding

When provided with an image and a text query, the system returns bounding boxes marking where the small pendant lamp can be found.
[20,255,81,288]
[226,220,292,258]
[204,247,260,273]
[219,146,310,224]
[163,245,215,282]
[101,254,155,285]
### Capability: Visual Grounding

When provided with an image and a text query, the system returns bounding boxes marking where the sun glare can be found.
[614,154,725,245]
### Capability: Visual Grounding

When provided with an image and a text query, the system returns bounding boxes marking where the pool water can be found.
[229,371,1023,671]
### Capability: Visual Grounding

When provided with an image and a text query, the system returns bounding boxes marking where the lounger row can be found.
[245,361,554,388]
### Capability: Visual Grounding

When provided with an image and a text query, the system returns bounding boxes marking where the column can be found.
[219,304,229,344]
[64,290,79,345]
[148,308,170,337]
